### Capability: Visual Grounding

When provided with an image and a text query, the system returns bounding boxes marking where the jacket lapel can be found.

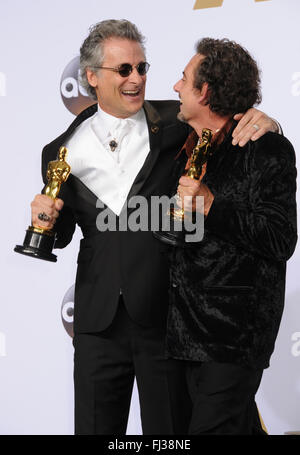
[43,103,98,170]
[43,104,99,204]
[68,174,98,206]
[126,101,163,200]
[66,103,98,136]
[48,102,163,207]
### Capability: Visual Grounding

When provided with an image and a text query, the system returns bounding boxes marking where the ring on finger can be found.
[252,124,259,131]
[38,212,51,222]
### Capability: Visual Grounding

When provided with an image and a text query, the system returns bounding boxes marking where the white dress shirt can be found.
[65,105,150,215]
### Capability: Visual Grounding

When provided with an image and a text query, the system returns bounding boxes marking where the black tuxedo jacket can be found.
[41,101,189,333]
[167,127,297,370]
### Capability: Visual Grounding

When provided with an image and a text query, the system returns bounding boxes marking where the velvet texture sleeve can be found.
[205,133,297,262]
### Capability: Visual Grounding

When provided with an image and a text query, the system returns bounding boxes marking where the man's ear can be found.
[86,69,98,88]
[198,82,209,105]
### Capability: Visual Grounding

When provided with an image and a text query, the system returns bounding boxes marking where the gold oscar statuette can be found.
[14,146,71,262]
[153,128,213,246]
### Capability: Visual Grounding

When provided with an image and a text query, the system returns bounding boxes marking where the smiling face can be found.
[86,37,147,119]
[173,54,204,127]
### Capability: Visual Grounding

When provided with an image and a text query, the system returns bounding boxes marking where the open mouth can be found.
[122,89,142,98]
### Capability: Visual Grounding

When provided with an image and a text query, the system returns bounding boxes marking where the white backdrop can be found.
[0,0,299,435]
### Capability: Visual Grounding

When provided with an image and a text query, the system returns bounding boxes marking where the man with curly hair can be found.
[30,21,282,435]
[164,38,297,434]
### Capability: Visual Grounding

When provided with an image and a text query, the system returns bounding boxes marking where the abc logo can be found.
[61,284,75,338]
[60,56,95,116]
[291,332,300,357]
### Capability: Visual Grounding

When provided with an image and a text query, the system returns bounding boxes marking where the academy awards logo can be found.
[60,56,95,116]
[194,0,271,9]
[61,284,74,337]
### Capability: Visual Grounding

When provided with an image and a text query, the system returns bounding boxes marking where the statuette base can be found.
[14,227,57,262]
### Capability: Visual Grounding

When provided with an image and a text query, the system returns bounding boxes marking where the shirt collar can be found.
[95,104,145,139]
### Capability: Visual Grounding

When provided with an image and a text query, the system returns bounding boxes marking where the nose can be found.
[174,79,181,93]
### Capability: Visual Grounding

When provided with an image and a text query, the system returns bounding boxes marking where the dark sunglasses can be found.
[93,61,150,77]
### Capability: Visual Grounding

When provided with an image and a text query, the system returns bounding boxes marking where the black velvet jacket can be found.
[166,127,297,369]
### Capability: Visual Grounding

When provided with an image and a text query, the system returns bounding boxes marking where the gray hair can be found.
[79,19,146,100]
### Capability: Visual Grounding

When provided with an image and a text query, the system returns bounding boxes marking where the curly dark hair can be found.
[194,38,262,116]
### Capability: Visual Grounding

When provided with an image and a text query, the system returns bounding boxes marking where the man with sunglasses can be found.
[30,20,280,435]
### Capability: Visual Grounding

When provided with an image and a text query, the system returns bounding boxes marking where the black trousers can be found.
[73,299,191,435]
[185,361,266,435]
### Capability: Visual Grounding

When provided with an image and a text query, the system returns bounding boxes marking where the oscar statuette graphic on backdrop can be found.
[193,0,271,9]
[14,147,71,262]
